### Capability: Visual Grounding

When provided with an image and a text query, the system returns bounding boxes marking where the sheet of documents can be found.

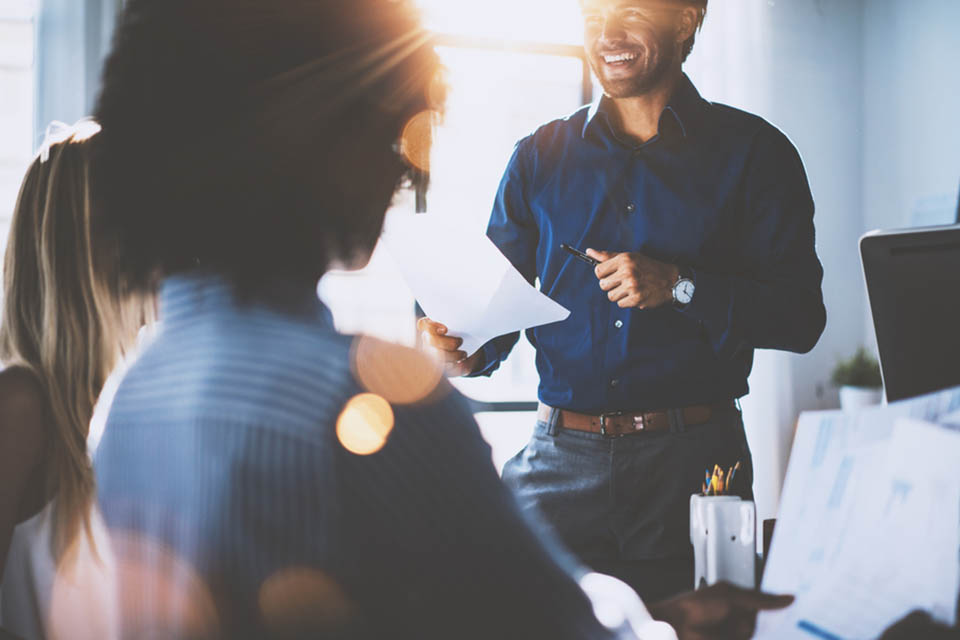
[381,214,570,357]
[793,420,960,639]
[755,385,960,640]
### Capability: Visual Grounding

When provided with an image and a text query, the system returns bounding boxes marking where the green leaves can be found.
[831,347,882,389]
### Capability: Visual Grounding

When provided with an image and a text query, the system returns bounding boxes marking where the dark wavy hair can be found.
[94,0,443,297]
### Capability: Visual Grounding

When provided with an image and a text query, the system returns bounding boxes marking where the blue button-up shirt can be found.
[473,75,826,413]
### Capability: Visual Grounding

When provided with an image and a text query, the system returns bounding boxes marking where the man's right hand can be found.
[647,582,794,640]
[417,317,483,377]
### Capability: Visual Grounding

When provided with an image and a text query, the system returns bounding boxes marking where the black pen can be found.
[560,242,599,266]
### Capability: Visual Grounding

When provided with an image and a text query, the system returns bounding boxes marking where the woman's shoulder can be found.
[0,364,49,460]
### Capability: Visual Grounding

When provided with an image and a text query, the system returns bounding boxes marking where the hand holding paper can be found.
[382,214,570,359]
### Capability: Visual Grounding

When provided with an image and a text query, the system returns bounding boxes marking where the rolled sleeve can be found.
[680,126,826,360]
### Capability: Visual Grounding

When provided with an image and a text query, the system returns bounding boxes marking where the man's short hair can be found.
[676,0,708,62]
[95,0,442,297]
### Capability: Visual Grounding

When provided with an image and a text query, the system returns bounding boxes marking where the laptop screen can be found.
[861,225,960,402]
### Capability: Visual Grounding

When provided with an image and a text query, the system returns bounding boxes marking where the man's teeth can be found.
[603,52,638,63]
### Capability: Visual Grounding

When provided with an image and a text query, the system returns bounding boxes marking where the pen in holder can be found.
[689,494,756,590]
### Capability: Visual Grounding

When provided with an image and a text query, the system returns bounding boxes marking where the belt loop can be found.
[670,408,686,433]
[547,406,560,436]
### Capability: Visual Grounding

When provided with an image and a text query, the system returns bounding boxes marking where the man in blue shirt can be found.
[421,0,826,601]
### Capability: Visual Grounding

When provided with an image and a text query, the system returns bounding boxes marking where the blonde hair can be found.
[0,121,146,560]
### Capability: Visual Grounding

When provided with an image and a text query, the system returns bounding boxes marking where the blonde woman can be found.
[0,121,142,640]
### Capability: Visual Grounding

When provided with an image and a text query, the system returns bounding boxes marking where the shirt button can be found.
[625,203,636,214]
[610,379,619,388]
[614,320,623,329]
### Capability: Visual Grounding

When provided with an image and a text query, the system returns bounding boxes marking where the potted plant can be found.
[831,347,883,410]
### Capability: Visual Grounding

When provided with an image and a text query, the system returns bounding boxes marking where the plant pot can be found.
[839,386,883,411]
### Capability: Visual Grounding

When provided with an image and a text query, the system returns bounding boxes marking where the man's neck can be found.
[607,69,682,145]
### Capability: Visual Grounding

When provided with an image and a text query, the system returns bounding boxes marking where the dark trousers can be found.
[502,405,754,604]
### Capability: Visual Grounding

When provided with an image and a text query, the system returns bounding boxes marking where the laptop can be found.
[860,224,960,402]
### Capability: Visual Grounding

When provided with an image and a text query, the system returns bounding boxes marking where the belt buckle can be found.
[633,413,647,433]
[599,411,623,437]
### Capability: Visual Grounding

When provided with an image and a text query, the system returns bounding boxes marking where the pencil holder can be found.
[689,494,756,590]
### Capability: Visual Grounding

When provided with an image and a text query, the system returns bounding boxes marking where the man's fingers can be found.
[441,350,468,364]
[585,248,613,263]
[447,361,471,376]
[598,276,621,292]
[594,261,619,280]
[446,351,481,377]
[417,317,448,336]
[591,253,620,279]
[423,332,463,352]
[879,611,941,640]
[724,588,794,611]
[727,611,758,640]
[690,613,754,640]
[607,285,630,303]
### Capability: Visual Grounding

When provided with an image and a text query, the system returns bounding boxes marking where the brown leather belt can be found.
[537,401,737,437]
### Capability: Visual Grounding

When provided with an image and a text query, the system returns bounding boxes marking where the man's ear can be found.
[675,7,700,44]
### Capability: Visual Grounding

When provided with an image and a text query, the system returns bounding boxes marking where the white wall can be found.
[35,0,119,143]
[686,0,868,522]
[862,0,960,235]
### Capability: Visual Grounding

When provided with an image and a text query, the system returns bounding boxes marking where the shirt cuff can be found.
[465,340,500,378]
[678,267,730,325]
[579,572,678,640]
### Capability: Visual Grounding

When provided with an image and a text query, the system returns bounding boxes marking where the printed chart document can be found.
[794,420,960,639]
[381,214,570,357]
[755,385,960,640]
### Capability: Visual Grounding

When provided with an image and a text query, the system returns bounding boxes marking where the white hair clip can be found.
[38,118,102,163]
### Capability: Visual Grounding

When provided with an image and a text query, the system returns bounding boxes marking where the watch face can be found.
[675,279,695,305]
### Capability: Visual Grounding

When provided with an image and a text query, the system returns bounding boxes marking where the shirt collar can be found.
[582,73,703,142]
[159,272,333,329]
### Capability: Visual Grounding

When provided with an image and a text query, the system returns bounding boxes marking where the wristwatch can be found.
[672,267,695,307]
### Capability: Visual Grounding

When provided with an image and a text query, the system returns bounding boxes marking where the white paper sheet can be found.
[791,419,960,639]
[755,385,960,640]
[381,214,570,357]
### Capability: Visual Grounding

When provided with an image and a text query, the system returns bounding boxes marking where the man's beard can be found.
[590,38,677,99]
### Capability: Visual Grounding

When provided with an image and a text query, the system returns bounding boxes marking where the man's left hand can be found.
[586,249,679,309]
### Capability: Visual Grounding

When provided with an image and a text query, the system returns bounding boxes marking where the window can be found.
[319,0,590,468]
[0,0,35,248]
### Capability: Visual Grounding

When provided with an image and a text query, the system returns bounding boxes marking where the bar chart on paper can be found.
[755,386,960,640]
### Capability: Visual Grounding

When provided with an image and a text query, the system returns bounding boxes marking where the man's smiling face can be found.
[582,0,685,98]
